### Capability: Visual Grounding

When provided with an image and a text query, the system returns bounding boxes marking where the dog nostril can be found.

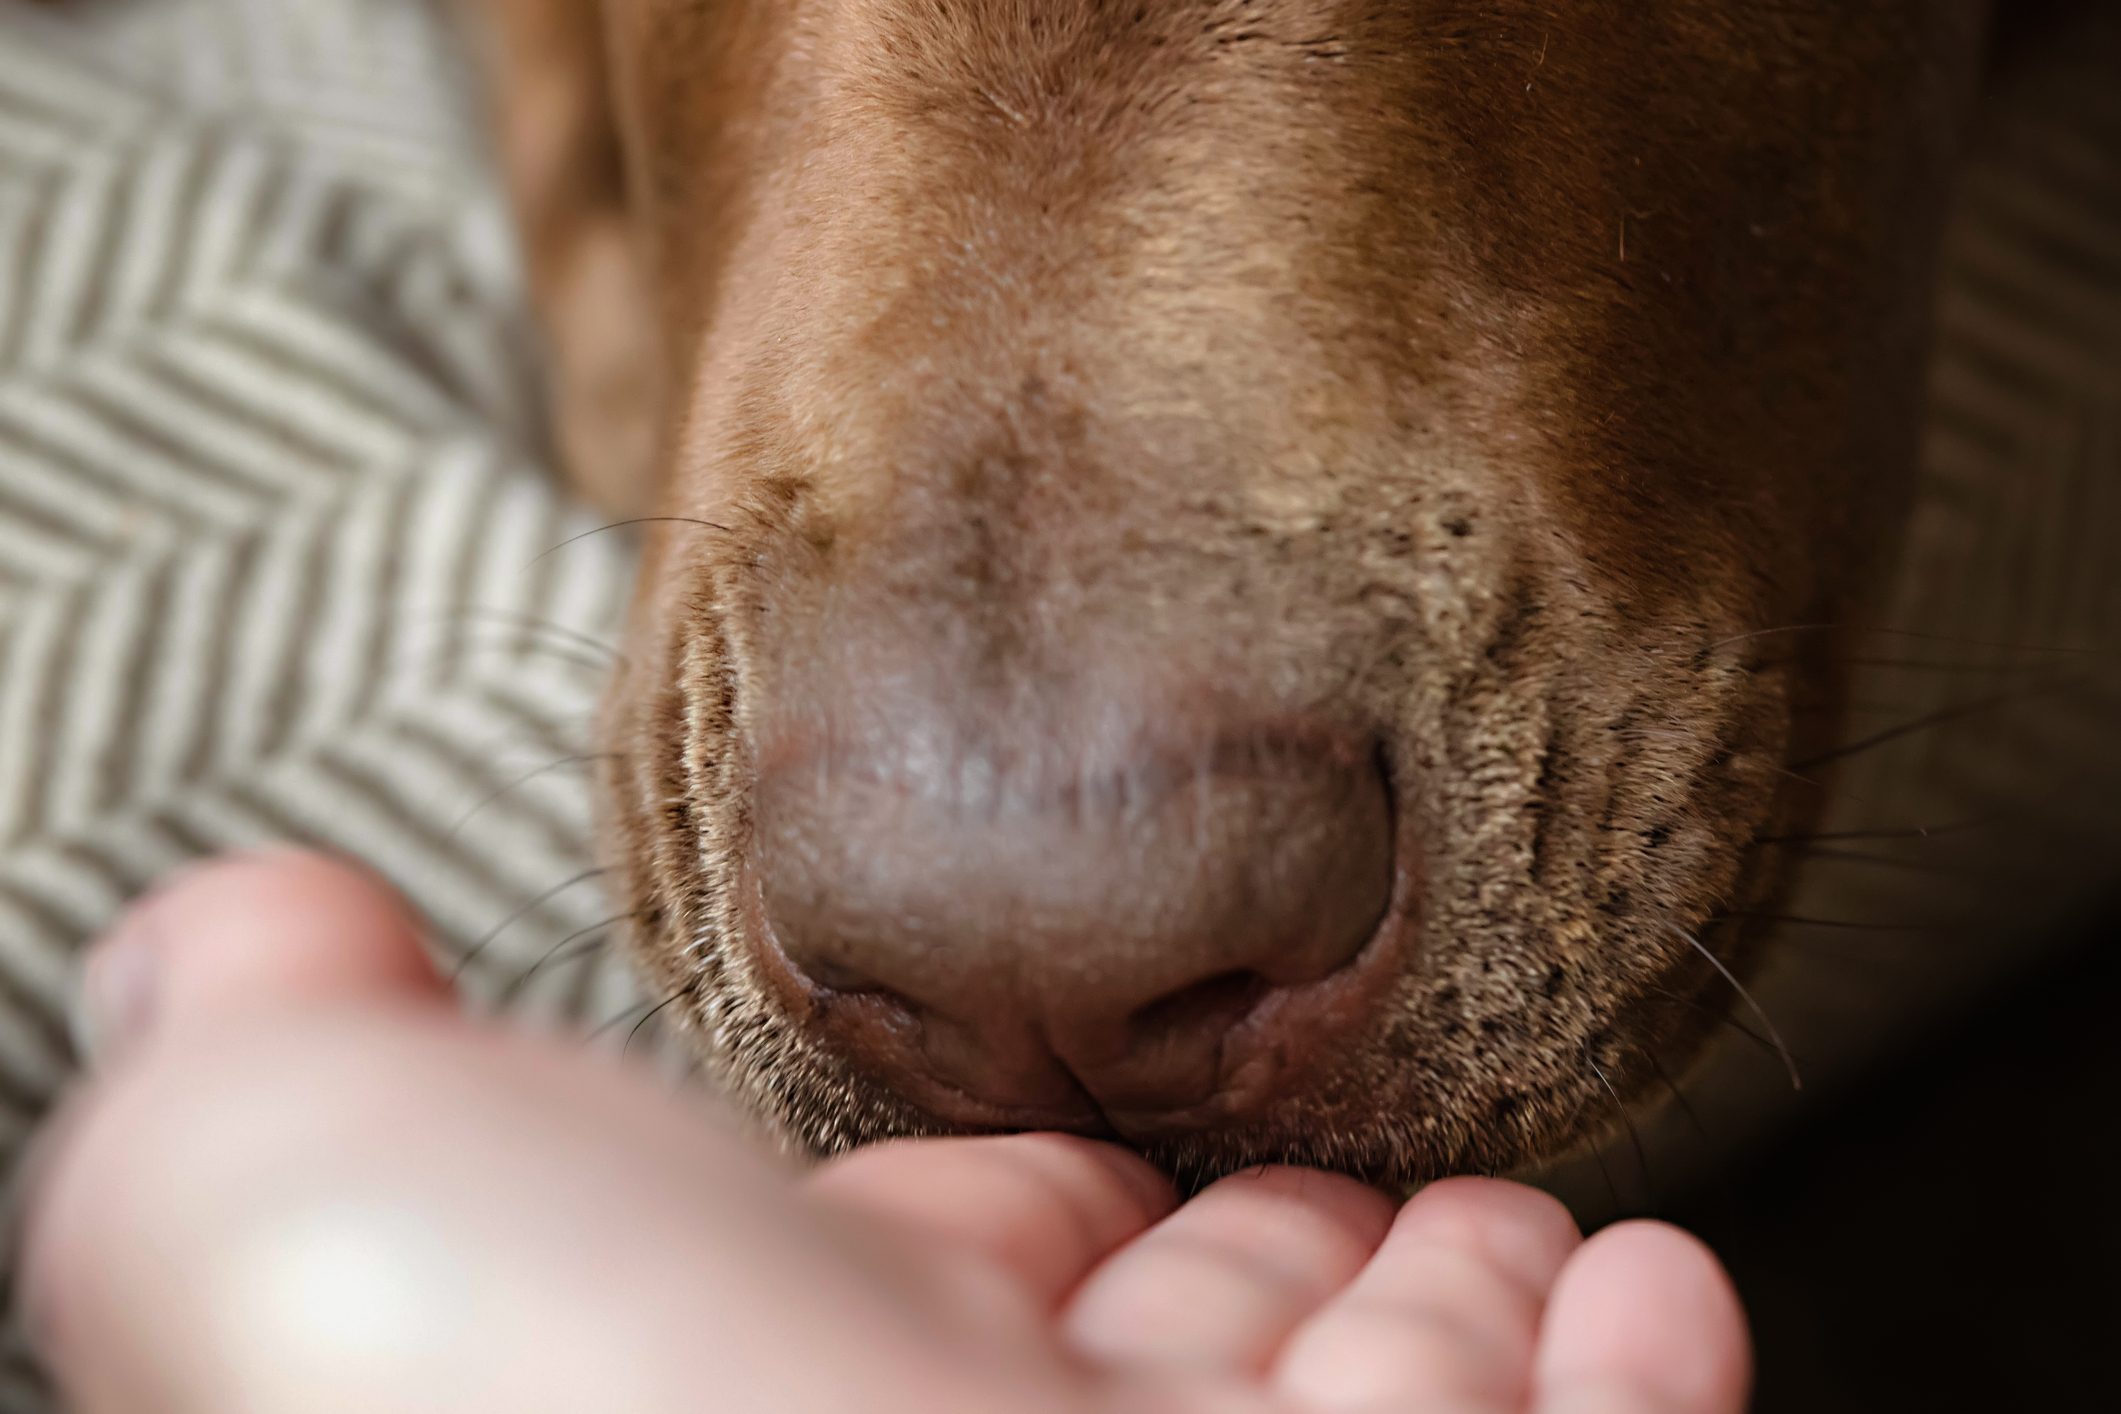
[751,716,1400,1126]
[797,953,882,996]
[1128,969,1271,1040]
[780,949,926,1018]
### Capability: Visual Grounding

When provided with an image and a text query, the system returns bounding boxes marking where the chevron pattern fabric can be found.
[2,1,2119,1409]
[0,3,650,1403]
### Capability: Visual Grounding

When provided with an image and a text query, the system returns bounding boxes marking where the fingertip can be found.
[1535,1220,1752,1414]
[1395,1177,1583,1294]
[1215,1165,1400,1250]
[1269,1178,1578,1409]
[815,1133,1174,1222]
[810,1133,1179,1308]
[76,849,444,1062]
[1041,1133,1182,1225]
[1061,1166,1396,1377]
[1410,1175,1578,1230]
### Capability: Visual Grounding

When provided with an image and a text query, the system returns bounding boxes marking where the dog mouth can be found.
[600,503,1797,1181]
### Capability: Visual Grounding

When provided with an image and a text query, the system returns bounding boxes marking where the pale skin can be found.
[20,853,1751,1413]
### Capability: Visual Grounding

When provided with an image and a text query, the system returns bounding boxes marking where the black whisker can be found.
[448,753,621,838]
[1790,680,2081,772]
[1718,913,1930,934]
[424,608,628,667]
[1788,846,1972,877]
[624,993,687,1057]
[1703,623,2104,658]
[1755,818,1991,846]
[1582,1125,1625,1218]
[590,997,661,1042]
[502,915,639,1004]
[531,517,735,568]
[385,638,615,682]
[1769,763,1894,812]
[1671,926,1802,1091]
[1791,698,1962,717]
[1586,1045,1656,1211]
[1645,1049,1711,1146]
[451,869,609,984]
[1644,983,1782,1059]
[1822,656,2093,675]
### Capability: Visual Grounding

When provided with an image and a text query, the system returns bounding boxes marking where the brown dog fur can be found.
[469,0,1988,1185]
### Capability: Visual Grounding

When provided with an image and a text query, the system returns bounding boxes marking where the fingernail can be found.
[69,920,161,1066]
[68,858,235,1065]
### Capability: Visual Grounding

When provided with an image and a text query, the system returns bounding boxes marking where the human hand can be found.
[21,852,1750,1413]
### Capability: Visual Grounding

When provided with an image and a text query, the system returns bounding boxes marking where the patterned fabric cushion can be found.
[0,3,647,1400]
[1,1,2118,1408]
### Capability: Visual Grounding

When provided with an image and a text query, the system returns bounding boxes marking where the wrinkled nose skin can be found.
[745,699,1404,1138]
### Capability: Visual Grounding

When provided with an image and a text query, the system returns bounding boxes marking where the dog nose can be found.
[748,723,1399,1133]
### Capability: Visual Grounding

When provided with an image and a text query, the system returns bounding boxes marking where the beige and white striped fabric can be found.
[0,3,650,1403]
[1,0,2118,1408]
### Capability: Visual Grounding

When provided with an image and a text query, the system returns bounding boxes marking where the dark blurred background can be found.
[1664,8,2121,1405]
[1677,890,2119,1414]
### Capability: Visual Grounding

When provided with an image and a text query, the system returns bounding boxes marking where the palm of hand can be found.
[26,854,1748,1414]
